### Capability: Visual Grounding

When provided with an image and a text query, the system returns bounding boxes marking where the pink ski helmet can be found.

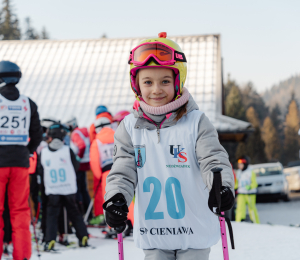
[113,110,130,122]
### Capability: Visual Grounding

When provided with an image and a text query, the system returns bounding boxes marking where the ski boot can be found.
[44,240,56,252]
[79,236,89,247]
[3,243,10,257]
[103,228,118,239]
[88,215,106,227]
[58,234,70,246]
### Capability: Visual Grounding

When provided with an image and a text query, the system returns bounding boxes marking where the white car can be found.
[283,166,300,191]
[249,163,289,201]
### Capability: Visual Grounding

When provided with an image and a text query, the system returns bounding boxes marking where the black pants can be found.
[3,190,12,243]
[76,171,91,214]
[45,194,88,242]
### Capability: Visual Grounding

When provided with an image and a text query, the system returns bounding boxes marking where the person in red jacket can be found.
[66,117,91,216]
[89,105,113,143]
[89,116,114,225]
[0,61,42,260]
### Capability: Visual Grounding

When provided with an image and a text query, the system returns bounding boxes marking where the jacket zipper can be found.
[156,124,160,144]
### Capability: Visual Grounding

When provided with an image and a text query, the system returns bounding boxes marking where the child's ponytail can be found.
[175,102,188,121]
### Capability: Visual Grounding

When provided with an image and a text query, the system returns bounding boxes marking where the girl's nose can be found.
[152,83,162,94]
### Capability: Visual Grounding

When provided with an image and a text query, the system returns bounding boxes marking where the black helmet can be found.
[41,117,58,133]
[0,61,22,85]
[47,122,69,141]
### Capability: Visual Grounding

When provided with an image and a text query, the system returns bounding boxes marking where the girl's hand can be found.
[103,193,128,228]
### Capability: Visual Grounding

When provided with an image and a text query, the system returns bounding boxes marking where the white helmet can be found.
[65,116,78,130]
[94,117,111,133]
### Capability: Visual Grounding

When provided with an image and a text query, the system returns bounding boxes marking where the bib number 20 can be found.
[143,177,185,220]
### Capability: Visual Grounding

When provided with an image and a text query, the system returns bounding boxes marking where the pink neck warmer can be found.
[139,87,190,115]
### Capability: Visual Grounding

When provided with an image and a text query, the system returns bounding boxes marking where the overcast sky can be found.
[13,0,300,92]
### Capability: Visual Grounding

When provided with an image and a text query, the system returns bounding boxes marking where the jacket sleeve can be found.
[89,124,96,143]
[196,114,235,195]
[71,132,86,158]
[104,120,137,206]
[27,99,43,154]
[70,148,80,172]
[90,140,102,179]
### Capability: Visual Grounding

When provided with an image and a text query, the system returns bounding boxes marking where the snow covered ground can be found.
[257,200,300,226]
[22,222,299,260]
[2,196,300,260]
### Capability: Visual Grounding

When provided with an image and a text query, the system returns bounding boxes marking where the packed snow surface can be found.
[23,222,299,260]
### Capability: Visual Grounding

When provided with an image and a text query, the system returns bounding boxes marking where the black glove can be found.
[208,186,235,213]
[103,193,128,228]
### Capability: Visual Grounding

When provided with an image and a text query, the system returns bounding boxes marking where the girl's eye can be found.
[144,80,152,85]
[162,80,170,84]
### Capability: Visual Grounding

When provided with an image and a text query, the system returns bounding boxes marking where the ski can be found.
[57,245,97,251]
[86,224,106,228]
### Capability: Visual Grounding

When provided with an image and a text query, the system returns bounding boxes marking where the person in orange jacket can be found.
[89,114,114,225]
[89,105,113,143]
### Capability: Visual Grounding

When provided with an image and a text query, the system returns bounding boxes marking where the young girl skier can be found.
[103,32,235,260]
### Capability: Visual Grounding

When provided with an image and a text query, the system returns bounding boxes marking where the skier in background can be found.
[41,123,88,251]
[0,60,42,260]
[89,114,114,226]
[235,157,260,223]
[66,117,91,216]
[89,105,112,142]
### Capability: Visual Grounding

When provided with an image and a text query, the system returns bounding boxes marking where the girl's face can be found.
[238,163,244,170]
[138,68,175,107]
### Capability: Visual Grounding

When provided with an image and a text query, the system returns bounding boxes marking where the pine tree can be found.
[246,106,260,128]
[241,82,268,124]
[0,8,2,39]
[225,84,245,120]
[24,17,39,40]
[283,100,300,165]
[262,117,281,161]
[245,107,267,164]
[270,103,282,133]
[41,26,49,39]
[0,0,21,40]
[235,142,247,161]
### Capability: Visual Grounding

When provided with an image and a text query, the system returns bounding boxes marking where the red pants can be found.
[0,167,31,260]
[93,175,104,216]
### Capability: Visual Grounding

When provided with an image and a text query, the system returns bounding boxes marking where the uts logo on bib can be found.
[167,145,190,168]
[134,145,146,168]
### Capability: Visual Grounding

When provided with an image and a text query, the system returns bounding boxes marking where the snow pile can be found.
[5,222,299,260]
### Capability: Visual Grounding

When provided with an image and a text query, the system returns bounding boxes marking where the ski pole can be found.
[211,167,235,260]
[113,200,127,260]
[219,212,229,260]
[28,198,41,260]
[84,177,102,224]
[64,207,68,242]
[35,202,41,225]
[116,229,125,260]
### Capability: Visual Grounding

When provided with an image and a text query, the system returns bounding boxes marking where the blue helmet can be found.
[95,105,108,116]
[0,61,22,85]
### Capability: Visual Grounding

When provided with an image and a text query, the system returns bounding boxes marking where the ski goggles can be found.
[128,42,187,66]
